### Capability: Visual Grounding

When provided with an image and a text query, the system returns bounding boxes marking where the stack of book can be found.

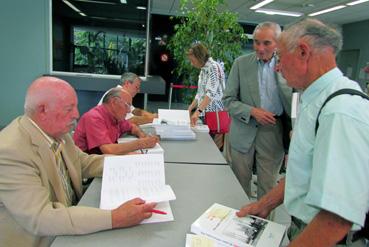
[153,109,196,140]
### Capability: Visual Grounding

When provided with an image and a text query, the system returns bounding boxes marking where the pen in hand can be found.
[150,209,167,215]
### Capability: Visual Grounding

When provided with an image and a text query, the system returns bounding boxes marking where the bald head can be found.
[102,87,132,121]
[24,76,79,139]
[25,76,76,116]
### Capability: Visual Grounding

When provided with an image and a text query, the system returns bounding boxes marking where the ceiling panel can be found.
[151,0,369,26]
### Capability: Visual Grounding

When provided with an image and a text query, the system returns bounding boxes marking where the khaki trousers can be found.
[230,120,284,199]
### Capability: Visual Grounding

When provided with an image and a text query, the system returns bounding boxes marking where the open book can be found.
[191,203,286,247]
[100,154,176,223]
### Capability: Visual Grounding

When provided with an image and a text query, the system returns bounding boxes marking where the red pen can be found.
[150,209,167,215]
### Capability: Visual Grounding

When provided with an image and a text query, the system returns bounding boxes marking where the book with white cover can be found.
[100,154,176,223]
[153,109,196,140]
[158,109,191,126]
[117,137,164,154]
[191,203,286,247]
[155,124,196,140]
[192,124,210,133]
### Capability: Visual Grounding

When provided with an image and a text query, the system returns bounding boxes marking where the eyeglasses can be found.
[114,96,132,110]
[123,101,132,110]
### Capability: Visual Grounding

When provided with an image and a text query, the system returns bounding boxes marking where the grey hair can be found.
[253,22,282,40]
[102,87,122,104]
[121,72,139,84]
[282,18,342,55]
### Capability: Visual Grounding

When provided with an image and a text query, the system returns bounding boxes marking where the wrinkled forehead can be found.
[49,87,77,109]
[253,27,277,42]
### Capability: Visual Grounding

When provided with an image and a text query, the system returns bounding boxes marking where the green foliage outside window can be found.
[168,0,247,103]
[73,28,146,75]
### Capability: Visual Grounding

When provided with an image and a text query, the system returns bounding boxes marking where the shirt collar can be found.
[27,117,65,149]
[202,57,214,70]
[300,67,342,106]
[257,54,276,68]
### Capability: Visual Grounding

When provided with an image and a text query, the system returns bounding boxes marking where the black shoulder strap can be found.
[314,88,369,241]
[315,88,369,135]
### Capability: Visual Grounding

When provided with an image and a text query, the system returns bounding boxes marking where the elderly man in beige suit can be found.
[0,76,156,247]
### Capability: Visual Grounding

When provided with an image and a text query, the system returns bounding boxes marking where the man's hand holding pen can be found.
[138,135,159,149]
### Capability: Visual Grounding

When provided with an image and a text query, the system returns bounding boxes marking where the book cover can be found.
[191,203,286,247]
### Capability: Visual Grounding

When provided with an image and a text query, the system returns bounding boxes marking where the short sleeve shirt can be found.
[73,105,132,153]
[284,68,369,228]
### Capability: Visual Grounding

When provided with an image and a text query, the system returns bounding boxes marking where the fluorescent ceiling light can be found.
[308,5,346,16]
[250,0,274,10]
[256,8,303,17]
[63,0,81,13]
[63,0,87,16]
[74,0,116,4]
[136,6,146,10]
[120,0,127,3]
[347,0,369,5]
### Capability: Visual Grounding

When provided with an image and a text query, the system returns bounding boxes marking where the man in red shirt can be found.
[73,88,158,154]
[98,72,157,125]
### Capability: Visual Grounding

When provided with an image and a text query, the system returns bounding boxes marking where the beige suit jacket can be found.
[0,116,111,247]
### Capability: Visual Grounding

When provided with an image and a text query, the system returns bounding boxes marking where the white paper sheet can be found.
[100,154,176,210]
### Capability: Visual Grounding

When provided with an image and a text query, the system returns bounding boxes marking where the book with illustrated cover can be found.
[191,203,286,247]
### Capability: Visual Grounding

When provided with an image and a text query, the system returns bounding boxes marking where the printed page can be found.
[100,154,176,210]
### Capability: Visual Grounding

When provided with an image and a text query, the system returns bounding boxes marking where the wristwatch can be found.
[197,108,203,113]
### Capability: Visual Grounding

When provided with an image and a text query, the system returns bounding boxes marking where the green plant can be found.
[168,0,247,102]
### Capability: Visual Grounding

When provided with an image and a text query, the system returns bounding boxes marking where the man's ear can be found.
[37,104,48,120]
[297,40,311,61]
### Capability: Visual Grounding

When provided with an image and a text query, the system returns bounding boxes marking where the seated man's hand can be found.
[139,136,158,149]
[236,200,271,219]
[111,198,156,228]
